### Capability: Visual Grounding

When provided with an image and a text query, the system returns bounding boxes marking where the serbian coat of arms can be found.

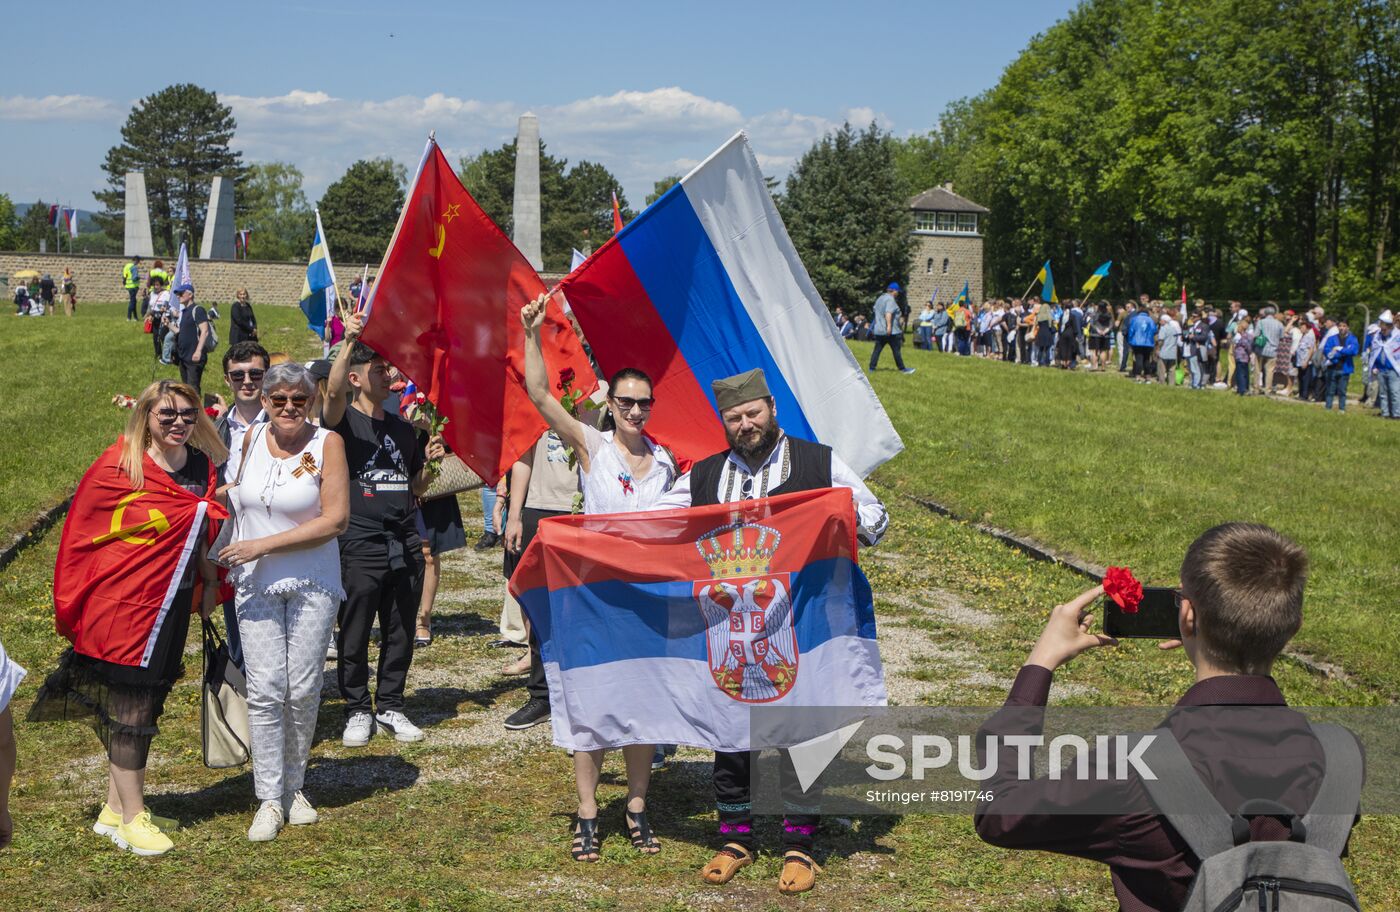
[694,520,798,703]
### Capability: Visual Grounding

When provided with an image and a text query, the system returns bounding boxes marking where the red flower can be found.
[1103,566,1144,613]
[557,367,576,391]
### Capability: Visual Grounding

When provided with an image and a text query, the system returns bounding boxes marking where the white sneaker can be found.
[342,712,375,747]
[247,800,284,842]
[374,710,425,743]
[284,790,318,826]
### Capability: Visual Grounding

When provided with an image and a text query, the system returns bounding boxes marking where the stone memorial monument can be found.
[124,172,155,257]
[512,113,543,270]
[200,176,236,259]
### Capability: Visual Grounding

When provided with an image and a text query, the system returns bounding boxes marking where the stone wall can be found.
[907,233,984,307]
[1,250,568,306]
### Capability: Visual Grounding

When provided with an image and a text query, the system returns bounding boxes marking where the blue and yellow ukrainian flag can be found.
[953,281,970,307]
[1082,260,1112,294]
[300,211,339,338]
[1036,260,1058,303]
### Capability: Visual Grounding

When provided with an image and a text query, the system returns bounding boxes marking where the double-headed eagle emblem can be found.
[694,520,799,703]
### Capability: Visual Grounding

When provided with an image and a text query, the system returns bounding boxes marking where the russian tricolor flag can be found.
[509,488,887,752]
[557,132,902,478]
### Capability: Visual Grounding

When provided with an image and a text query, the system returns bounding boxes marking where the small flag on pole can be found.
[1035,260,1057,303]
[173,242,193,291]
[1082,260,1111,294]
[953,281,970,307]
[47,205,60,227]
[62,208,79,238]
[299,211,339,346]
[611,191,624,233]
[570,248,587,272]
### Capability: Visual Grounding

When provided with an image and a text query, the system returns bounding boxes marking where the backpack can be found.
[205,316,219,353]
[1254,329,1269,353]
[1140,723,1362,912]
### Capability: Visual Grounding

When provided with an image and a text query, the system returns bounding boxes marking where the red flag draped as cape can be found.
[361,141,597,485]
[54,441,226,667]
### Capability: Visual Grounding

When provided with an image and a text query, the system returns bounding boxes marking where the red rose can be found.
[557,367,576,391]
[1103,566,1144,613]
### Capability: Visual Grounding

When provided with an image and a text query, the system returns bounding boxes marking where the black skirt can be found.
[416,495,467,556]
[27,586,194,769]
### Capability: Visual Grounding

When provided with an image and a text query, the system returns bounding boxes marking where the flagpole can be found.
[363,134,436,322]
[314,209,340,357]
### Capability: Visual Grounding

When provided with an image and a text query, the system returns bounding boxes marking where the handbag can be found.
[143,314,154,334]
[421,453,483,501]
[201,619,251,768]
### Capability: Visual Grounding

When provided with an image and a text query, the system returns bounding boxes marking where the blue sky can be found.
[2,0,1076,211]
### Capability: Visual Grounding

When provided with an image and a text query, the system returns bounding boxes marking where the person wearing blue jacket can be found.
[1321,319,1360,411]
[1126,304,1159,382]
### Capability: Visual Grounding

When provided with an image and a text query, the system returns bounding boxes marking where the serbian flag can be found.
[47,204,60,227]
[555,132,901,477]
[509,487,886,752]
[362,138,596,485]
[53,441,226,668]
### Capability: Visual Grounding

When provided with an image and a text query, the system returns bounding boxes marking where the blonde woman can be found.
[29,381,228,856]
[230,288,258,345]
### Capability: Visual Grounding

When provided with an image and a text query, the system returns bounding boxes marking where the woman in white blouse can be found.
[520,292,682,862]
[217,362,349,842]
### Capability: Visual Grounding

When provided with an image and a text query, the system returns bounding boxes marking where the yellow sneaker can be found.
[113,810,174,856]
[94,804,179,838]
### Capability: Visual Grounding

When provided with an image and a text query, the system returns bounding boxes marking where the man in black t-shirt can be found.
[324,311,445,747]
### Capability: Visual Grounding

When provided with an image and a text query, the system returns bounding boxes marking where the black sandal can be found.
[571,816,599,862]
[626,809,661,854]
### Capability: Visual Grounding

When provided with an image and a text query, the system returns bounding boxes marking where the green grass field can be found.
[0,304,325,543]
[0,311,1396,910]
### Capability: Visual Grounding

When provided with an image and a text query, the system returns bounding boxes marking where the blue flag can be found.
[299,211,338,339]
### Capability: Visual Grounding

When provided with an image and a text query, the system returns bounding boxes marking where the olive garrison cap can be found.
[711,368,771,410]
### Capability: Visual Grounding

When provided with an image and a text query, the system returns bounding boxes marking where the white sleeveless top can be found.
[579,423,681,515]
[229,424,344,599]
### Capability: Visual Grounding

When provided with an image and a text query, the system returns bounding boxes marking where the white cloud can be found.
[0,94,118,121]
[11,86,884,207]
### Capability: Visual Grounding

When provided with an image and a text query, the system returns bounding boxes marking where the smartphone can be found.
[1102,586,1179,639]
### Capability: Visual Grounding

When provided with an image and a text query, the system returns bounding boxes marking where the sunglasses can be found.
[612,395,655,412]
[155,408,199,426]
[227,369,265,383]
[267,393,310,410]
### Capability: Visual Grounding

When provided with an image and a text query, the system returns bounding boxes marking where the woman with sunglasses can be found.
[520,292,683,862]
[29,380,228,856]
[216,362,350,842]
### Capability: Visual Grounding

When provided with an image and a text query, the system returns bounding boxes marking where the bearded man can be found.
[666,368,888,895]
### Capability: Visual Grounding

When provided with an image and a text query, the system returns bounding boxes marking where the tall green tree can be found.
[316,158,406,266]
[0,195,19,251]
[457,143,633,270]
[17,200,55,252]
[242,162,314,261]
[893,0,1400,309]
[94,84,246,255]
[780,122,913,316]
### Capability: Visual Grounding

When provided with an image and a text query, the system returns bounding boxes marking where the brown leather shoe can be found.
[699,843,753,884]
[777,850,821,894]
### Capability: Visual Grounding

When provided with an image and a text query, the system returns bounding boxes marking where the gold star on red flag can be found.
[442,203,461,223]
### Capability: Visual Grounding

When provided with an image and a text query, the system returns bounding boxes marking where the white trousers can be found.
[237,586,339,801]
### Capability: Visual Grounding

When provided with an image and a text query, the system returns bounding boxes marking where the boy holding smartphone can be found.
[975,523,1360,911]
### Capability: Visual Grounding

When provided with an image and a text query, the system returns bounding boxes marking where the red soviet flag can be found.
[54,441,226,667]
[361,139,597,485]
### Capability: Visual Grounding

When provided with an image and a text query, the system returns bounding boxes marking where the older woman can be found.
[218,362,349,842]
[29,380,228,856]
[520,292,683,862]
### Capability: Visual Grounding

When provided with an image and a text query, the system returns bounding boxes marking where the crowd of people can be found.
[0,281,1370,905]
[5,291,893,895]
[836,290,1400,418]
[11,269,77,317]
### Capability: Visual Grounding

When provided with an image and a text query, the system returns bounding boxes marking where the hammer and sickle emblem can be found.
[428,224,446,259]
[92,492,170,546]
